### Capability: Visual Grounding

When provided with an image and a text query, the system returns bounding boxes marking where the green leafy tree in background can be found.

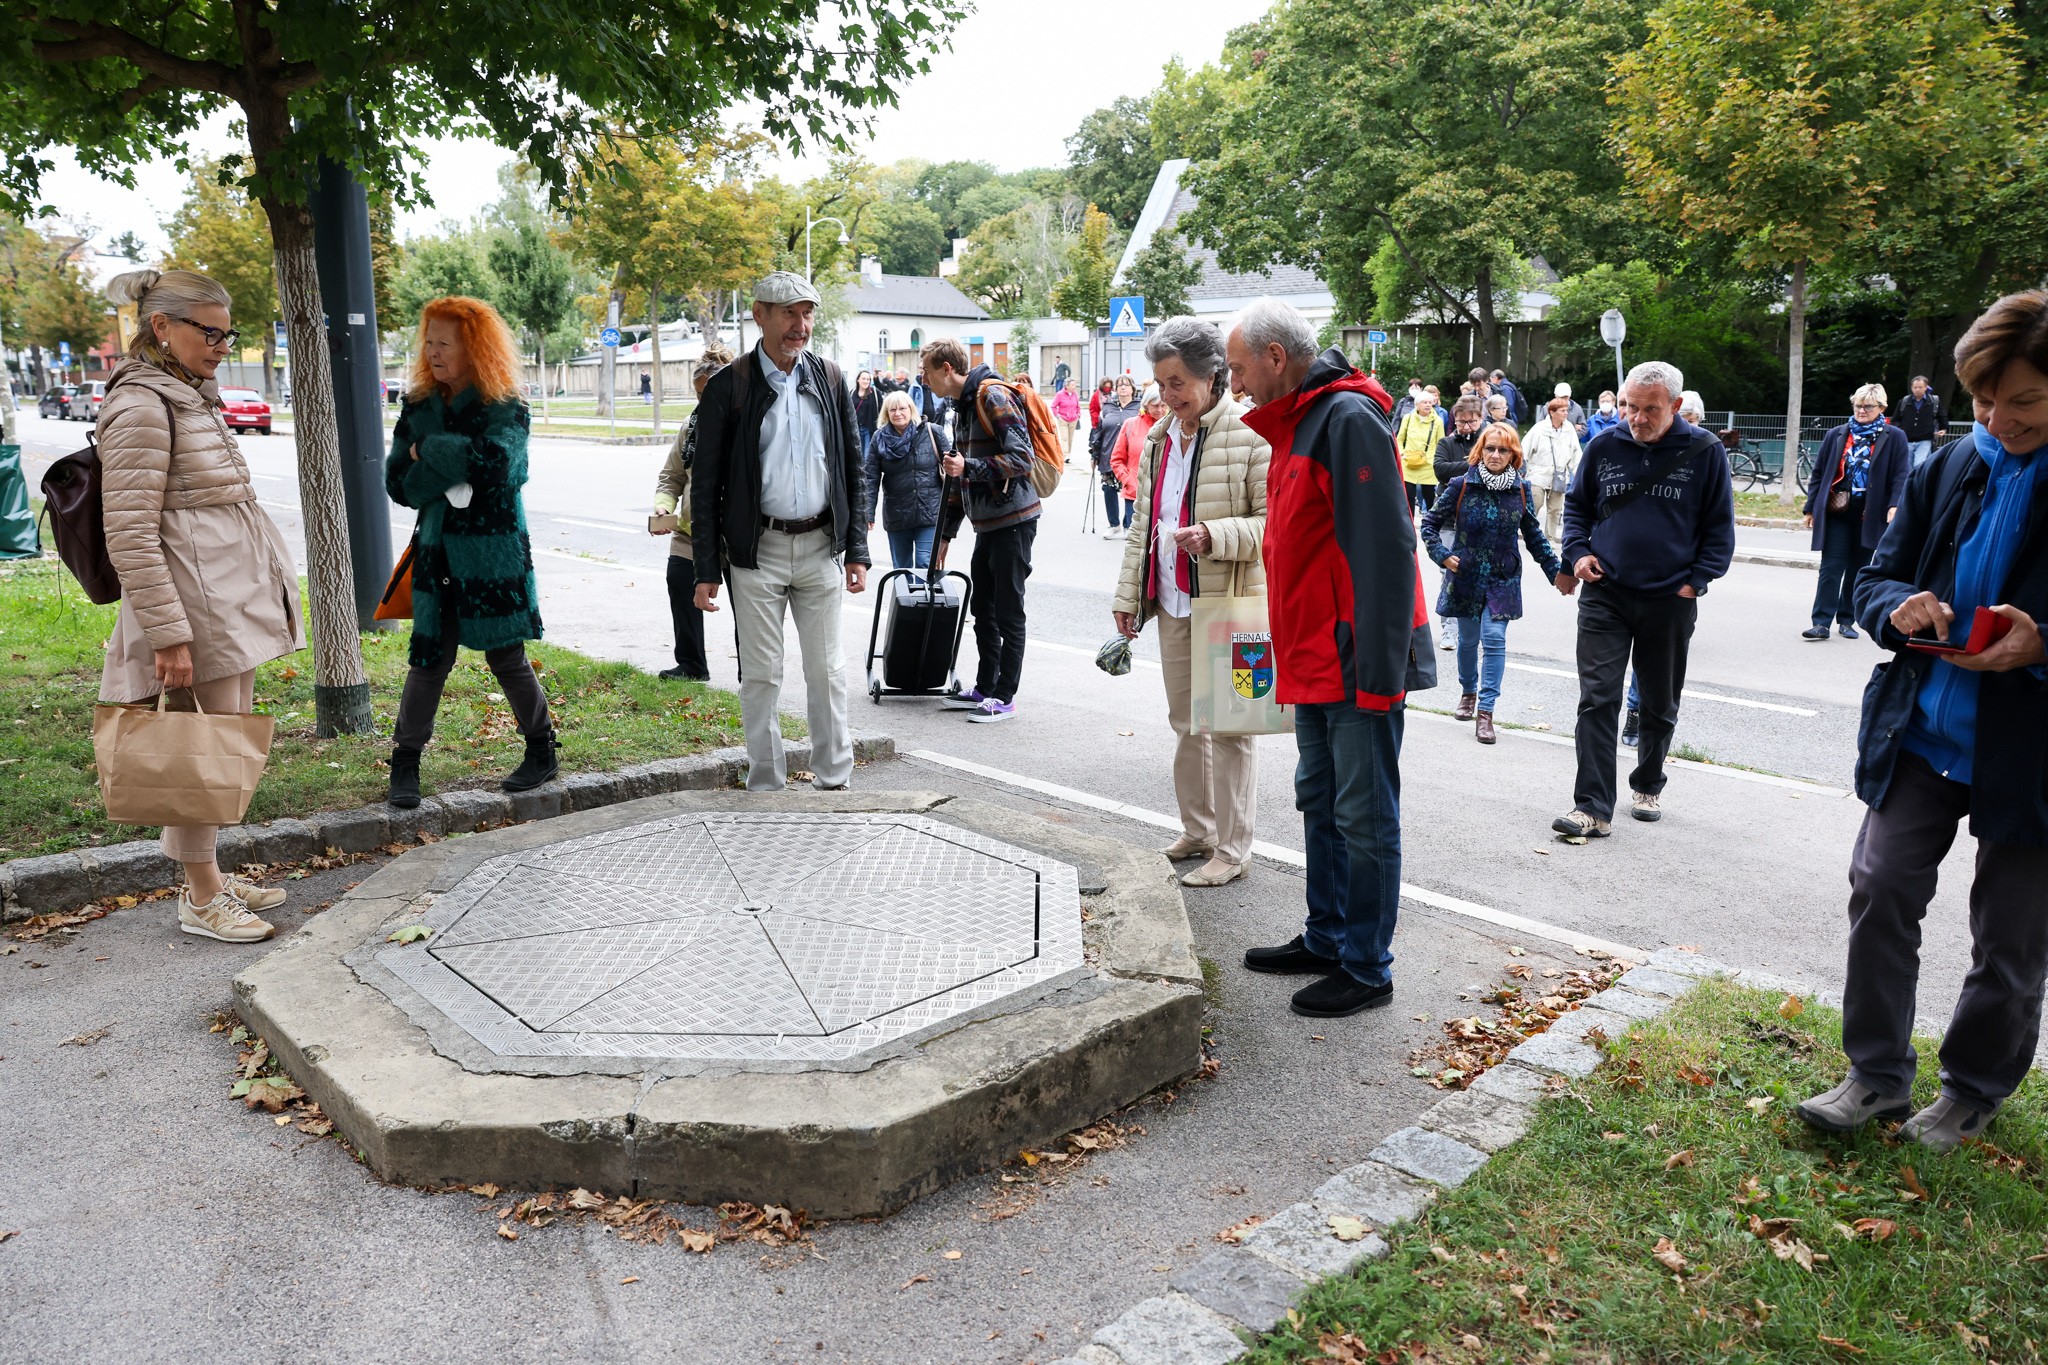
[487,221,577,420]
[1181,0,1644,366]
[392,231,500,322]
[957,199,1083,318]
[1050,205,1118,331]
[1065,96,1159,230]
[22,249,110,383]
[1122,232,1202,319]
[1614,0,2027,499]
[858,199,948,275]
[103,229,151,262]
[164,157,280,398]
[1546,260,1782,412]
[0,0,961,733]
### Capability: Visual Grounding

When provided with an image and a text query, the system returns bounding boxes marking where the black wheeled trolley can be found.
[863,568,973,703]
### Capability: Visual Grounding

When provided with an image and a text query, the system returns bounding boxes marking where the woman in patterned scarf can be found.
[1803,384,1910,641]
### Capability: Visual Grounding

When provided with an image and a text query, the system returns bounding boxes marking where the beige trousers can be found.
[1156,612,1258,864]
[1533,488,1568,545]
[153,669,256,864]
[726,526,853,791]
[1056,417,1079,457]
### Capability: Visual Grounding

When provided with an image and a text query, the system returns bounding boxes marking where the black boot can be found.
[387,746,422,810]
[501,726,559,793]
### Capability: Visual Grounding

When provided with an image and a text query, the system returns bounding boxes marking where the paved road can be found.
[4,408,2018,1364]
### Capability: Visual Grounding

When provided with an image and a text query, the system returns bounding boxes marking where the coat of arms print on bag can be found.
[1231,631,1274,700]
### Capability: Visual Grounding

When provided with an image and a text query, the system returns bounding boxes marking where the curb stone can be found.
[1065,974,1690,1364]
[0,735,894,921]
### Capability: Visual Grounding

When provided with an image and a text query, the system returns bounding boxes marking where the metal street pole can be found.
[803,206,849,283]
[309,153,393,630]
[604,296,619,441]
[1600,308,1627,392]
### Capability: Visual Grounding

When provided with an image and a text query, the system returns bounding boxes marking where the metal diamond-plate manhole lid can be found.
[369,813,1085,1068]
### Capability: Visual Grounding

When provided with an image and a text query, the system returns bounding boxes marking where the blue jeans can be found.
[1455,615,1510,711]
[1294,701,1404,987]
[887,525,937,577]
[1627,670,1639,712]
[1909,439,1933,469]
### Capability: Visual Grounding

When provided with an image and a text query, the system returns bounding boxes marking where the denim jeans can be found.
[1908,439,1933,469]
[1455,615,1510,711]
[1294,701,1404,987]
[887,525,937,579]
[1812,503,1872,628]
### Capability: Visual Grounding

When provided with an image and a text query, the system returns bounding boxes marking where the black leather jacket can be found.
[691,346,871,584]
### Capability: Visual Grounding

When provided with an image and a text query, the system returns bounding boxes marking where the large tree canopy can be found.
[0,0,962,732]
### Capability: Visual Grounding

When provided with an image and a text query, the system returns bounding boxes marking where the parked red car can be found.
[219,387,273,435]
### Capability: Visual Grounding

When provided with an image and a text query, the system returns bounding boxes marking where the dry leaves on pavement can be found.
[1406,960,1629,1089]
[979,1118,1144,1220]
[481,1186,789,1255]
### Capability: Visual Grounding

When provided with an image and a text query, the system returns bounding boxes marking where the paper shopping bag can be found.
[92,692,276,828]
[1188,583,1292,736]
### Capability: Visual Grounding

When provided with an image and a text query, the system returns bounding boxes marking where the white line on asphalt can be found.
[1505,662,1819,716]
[905,748,1643,960]
[249,472,290,482]
[1404,708,1848,797]
[258,499,300,514]
[551,516,646,534]
[1029,638,1161,669]
[533,548,637,572]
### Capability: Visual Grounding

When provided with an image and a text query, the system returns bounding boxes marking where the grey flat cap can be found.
[754,270,822,307]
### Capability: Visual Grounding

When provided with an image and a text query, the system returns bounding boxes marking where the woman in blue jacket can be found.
[1802,384,1910,640]
[1421,422,1576,743]
[1795,290,2048,1153]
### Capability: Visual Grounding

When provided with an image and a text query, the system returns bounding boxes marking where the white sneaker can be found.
[1102,529,1125,540]
[178,888,276,943]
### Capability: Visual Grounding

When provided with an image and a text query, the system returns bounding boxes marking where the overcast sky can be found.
[33,0,1250,257]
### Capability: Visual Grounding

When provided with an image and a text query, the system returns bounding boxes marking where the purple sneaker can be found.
[967,698,1017,724]
[941,687,986,711]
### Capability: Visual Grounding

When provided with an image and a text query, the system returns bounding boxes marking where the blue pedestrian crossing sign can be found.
[1367,329,1388,345]
[1108,296,1145,338]
[600,327,621,348]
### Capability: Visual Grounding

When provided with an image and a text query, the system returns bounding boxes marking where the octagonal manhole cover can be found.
[369,813,1085,1069]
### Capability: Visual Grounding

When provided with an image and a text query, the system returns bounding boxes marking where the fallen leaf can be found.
[1663,1149,1696,1170]
[470,1183,501,1199]
[386,925,431,944]
[619,1276,639,1285]
[1328,1215,1371,1243]
[679,1229,715,1253]
[241,1076,304,1112]
[1898,1166,1930,1201]
[1778,994,1806,1020]
[567,1188,607,1211]
[1818,1334,1866,1355]
[942,1250,963,1260]
[1602,1131,1627,1142]
[1506,964,1534,979]
[1746,1096,1775,1116]
[1507,945,1527,957]
[1430,1244,1457,1264]
[1218,1216,1265,1244]
[1846,1218,1896,1242]
[60,1025,112,1047]
[1116,729,1135,737]
[1651,1236,1688,1274]
[1532,847,1551,856]
[0,1230,18,1243]
[1677,1065,1716,1087]
[899,1274,931,1290]
[496,1224,518,1241]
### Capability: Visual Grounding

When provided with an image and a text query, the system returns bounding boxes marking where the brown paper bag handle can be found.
[154,688,206,716]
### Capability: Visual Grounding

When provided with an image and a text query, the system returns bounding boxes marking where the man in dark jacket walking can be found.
[1555,360,1734,836]
[922,337,1040,723]
[1894,375,1946,469]
[1228,298,1435,1019]
[692,270,871,791]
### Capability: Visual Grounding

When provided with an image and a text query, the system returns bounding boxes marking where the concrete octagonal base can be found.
[233,790,1204,1218]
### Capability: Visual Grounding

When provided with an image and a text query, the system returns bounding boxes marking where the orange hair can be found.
[1470,421,1525,469]
[408,296,524,405]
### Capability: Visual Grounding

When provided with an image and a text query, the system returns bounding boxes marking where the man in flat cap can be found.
[693,270,871,790]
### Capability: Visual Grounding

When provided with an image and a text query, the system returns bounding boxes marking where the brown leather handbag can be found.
[374,539,415,620]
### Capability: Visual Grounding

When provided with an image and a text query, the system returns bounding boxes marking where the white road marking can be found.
[1505,662,1819,716]
[1404,709,1848,797]
[551,516,646,535]
[905,748,1642,960]
[258,499,300,514]
[1028,637,1161,670]
[249,472,290,482]
[533,548,637,573]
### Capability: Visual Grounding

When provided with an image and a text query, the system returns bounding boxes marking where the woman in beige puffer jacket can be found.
[1111,317,1270,888]
[96,269,303,944]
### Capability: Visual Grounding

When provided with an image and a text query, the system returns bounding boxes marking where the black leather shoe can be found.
[659,666,710,680]
[1291,972,1395,1018]
[1802,626,1830,640]
[502,727,560,792]
[1839,622,1860,640]
[387,746,422,810]
[1243,935,1342,975]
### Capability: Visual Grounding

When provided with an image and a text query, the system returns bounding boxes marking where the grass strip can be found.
[0,556,770,859]
[1251,979,2048,1364]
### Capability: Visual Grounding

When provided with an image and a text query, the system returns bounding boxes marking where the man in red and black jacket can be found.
[1228,300,1437,1019]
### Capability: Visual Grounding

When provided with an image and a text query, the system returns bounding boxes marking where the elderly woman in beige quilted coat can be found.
[97,268,303,944]
[1111,316,1270,888]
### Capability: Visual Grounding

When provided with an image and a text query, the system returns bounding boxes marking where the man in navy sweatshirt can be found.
[1554,360,1735,836]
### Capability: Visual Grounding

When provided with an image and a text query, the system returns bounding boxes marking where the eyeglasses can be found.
[173,316,241,349]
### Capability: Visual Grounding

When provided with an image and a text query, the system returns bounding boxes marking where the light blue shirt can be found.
[757,346,829,520]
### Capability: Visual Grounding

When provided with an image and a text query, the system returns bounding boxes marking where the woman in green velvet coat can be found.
[382,295,553,808]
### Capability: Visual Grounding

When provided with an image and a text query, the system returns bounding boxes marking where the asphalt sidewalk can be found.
[1,754,1576,1365]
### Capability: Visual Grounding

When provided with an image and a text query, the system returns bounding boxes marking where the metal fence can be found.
[1703,413,1972,492]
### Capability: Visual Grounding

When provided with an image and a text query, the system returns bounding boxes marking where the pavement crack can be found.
[624,1071,662,1197]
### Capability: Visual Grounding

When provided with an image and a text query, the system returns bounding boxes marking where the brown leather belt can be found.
[760,512,829,535]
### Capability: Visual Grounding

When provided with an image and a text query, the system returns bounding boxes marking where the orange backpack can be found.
[974,379,1065,498]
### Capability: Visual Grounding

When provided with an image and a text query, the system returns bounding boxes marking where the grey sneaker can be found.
[1551,808,1611,838]
[1899,1095,1994,1153]
[1631,791,1662,822]
[1794,1077,1913,1133]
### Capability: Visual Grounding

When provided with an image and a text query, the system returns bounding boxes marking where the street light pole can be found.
[1599,308,1628,391]
[803,206,850,282]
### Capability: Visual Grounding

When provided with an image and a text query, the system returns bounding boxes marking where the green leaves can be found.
[386,925,430,944]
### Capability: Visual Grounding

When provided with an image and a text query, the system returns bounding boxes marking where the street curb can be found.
[1735,515,1805,531]
[1733,549,1819,571]
[1045,952,1744,1365]
[0,734,895,922]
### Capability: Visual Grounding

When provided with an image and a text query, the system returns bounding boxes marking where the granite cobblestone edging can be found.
[0,736,895,921]
[1046,953,1741,1365]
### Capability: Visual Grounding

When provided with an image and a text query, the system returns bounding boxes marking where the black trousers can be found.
[1811,501,1872,628]
[394,630,549,750]
[665,555,709,676]
[969,519,1036,703]
[1843,752,2048,1111]
[1571,580,1697,820]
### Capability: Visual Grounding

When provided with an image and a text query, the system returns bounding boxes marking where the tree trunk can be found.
[265,196,373,733]
[1780,259,1807,507]
[262,322,278,403]
[1472,262,1501,370]
[649,279,665,437]
[536,339,548,423]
